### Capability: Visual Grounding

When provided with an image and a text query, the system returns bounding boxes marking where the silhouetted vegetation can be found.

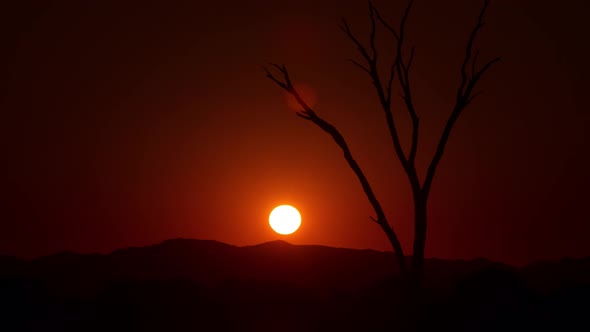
[1,239,589,331]
[265,0,499,290]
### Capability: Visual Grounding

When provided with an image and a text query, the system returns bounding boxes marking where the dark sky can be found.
[1,0,588,264]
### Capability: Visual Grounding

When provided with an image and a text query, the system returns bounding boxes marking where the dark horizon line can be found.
[3,237,588,269]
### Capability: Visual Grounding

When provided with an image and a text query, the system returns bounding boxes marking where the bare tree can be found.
[264,0,499,287]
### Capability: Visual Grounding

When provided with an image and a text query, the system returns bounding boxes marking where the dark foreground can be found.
[1,239,589,331]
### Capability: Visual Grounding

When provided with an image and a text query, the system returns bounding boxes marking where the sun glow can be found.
[269,205,301,235]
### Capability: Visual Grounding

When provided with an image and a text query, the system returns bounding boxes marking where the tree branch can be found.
[398,45,419,166]
[385,64,395,106]
[465,90,483,107]
[378,0,421,173]
[338,19,373,67]
[457,0,488,100]
[422,0,499,198]
[374,5,399,41]
[368,2,378,62]
[347,59,371,74]
[343,1,423,195]
[263,65,408,275]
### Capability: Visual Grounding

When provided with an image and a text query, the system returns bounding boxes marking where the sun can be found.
[269,205,301,235]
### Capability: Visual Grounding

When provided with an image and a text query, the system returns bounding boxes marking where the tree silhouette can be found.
[265,0,499,287]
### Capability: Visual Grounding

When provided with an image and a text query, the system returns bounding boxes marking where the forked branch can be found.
[264,0,499,289]
[422,0,500,198]
[341,1,421,192]
[375,0,420,167]
[264,64,408,275]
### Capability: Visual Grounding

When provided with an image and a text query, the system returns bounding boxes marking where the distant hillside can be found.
[1,239,590,331]
[1,239,398,296]
[1,238,589,294]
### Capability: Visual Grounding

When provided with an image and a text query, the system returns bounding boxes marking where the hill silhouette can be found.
[1,239,589,331]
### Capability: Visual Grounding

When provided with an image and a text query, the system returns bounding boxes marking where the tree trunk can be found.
[411,194,427,289]
[397,195,427,332]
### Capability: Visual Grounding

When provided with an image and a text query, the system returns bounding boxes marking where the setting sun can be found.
[269,205,301,235]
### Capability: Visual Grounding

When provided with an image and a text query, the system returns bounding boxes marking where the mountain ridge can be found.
[1,238,589,331]
[1,238,589,293]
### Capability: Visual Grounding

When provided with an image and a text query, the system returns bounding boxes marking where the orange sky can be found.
[1,0,588,264]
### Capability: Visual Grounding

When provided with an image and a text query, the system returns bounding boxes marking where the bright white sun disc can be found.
[269,205,301,235]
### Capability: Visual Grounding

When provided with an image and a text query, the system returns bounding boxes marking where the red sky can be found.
[1,0,588,265]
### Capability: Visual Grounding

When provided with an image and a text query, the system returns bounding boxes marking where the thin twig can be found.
[423,0,498,198]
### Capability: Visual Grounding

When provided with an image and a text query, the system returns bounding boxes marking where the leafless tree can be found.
[264,0,499,287]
